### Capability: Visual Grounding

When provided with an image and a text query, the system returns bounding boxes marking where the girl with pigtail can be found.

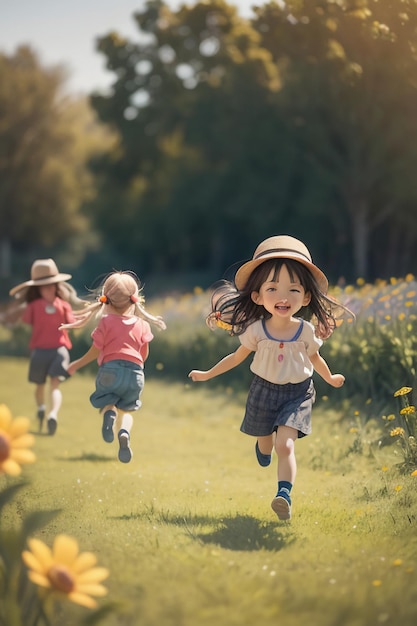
[189,235,354,521]
[61,271,166,463]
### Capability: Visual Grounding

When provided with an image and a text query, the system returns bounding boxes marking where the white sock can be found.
[50,388,62,419]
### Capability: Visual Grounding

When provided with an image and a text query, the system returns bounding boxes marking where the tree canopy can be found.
[2,0,417,289]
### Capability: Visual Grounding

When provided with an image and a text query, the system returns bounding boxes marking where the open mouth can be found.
[275,304,290,311]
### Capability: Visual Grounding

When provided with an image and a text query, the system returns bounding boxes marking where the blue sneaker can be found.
[255,441,271,467]
[102,410,116,443]
[271,489,292,521]
[118,429,132,463]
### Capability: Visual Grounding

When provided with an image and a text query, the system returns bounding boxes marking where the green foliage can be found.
[0,481,58,626]
[87,0,417,283]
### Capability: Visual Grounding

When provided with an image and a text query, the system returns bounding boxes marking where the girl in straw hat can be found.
[189,235,353,521]
[60,271,166,463]
[4,258,82,435]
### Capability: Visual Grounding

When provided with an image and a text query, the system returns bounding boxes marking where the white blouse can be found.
[239,318,322,385]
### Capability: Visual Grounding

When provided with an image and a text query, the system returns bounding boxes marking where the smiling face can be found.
[251,263,311,319]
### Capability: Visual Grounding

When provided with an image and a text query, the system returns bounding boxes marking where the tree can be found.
[0,47,113,278]
[253,0,417,278]
[91,0,296,277]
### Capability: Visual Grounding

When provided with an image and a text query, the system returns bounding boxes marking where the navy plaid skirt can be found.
[240,375,315,438]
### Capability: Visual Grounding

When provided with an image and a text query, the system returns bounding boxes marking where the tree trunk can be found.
[0,238,11,278]
[349,200,369,279]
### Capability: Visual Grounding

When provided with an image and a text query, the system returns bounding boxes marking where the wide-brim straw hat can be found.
[9,258,72,297]
[234,235,328,293]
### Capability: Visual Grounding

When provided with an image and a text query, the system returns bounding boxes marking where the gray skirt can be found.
[240,375,315,438]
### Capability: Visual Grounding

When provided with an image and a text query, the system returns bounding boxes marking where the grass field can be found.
[1,357,417,626]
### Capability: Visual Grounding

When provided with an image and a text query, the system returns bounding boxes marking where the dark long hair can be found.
[207,258,354,339]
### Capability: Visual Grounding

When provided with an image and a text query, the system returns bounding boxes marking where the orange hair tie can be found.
[130,295,138,303]
[99,295,108,303]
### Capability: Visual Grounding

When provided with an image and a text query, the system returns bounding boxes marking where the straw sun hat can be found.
[234,235,328,293]
[9,259,72,297]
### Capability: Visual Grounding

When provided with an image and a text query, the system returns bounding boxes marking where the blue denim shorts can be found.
[240,376,315,438]
[90,360,144,412]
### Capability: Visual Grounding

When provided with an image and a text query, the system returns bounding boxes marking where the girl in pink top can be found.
[62,271,166,463]
[5,258,80,435]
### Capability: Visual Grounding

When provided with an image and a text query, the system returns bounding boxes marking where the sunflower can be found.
[22,534,109,609]
[0,404,35,476]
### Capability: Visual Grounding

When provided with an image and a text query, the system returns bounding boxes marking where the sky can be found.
[0,0,256,95]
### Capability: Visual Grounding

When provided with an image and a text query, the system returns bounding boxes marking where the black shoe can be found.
[255,441,271,467]
[118,429,132,463]
[47,417,57,436]
[37,407,45,432]
[102,410,116,443]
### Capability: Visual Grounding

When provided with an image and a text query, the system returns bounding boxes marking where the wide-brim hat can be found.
[234,235,328,293]
[9,258,72,297]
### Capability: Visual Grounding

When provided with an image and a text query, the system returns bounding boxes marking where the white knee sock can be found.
[50,388,62,419]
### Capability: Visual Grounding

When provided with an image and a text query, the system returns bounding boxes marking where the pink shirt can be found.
[91,314,154,366]
[22,297,75,350]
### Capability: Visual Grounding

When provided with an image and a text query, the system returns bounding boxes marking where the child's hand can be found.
[329,373,345,388]
[67,363,77,377]
[188,370,209,382]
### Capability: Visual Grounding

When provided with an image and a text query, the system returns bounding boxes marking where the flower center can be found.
[0,433,10,462]
[47,565,75,593]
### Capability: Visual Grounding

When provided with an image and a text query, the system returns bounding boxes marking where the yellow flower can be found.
[400,406,415,415]
[372,580,382,587]
[381,466,389,472]
[0,404,35,476]
[394,485,403,492]
[411,469,417,477]
[394,387,413,397]
[390,427,405,437]
[22,535,109,609]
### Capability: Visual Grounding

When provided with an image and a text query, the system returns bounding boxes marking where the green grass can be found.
[1,357,417,626]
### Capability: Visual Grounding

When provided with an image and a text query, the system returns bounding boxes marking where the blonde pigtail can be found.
[134,301,166,331]
[60,300,104,330]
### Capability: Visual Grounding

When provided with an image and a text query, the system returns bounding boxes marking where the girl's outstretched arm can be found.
[188,345,252,382]
[68,345,100,376]
[310,352,345,388]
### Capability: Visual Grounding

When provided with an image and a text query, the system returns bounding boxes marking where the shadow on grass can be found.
[112,509,293,552]
[61,453,115,462]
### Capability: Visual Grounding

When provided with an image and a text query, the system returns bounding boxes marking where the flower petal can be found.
[68,591,98,609]
[28,571,51,588]
[1,458,22,475]
[53,535,79,565]
[77,567,109,584]
[11,433,35,448]
[76,583,108,597]
[27,538,54,569]
[0,404,12,428]
[72,551,97,573]
[22,550,45,573]
[10,449,36,464]
[9,417,31,437]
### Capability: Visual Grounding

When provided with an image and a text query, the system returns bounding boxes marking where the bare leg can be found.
[271,426,297,521]
[35,384,46,431]
[35,384,45,409]
[274,425,298,484]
